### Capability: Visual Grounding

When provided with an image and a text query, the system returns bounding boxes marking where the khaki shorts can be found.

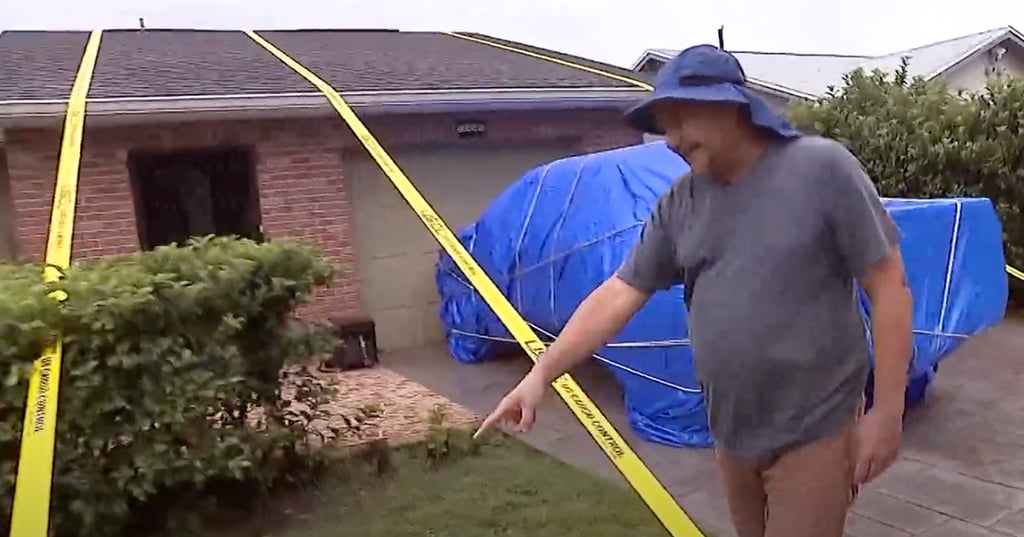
[714,403,863,537]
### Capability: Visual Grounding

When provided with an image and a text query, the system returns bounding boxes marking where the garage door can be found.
[346,142,578,351]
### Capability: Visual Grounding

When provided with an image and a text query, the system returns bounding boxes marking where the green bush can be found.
[0,236,340,537]
[788,58,1024,290]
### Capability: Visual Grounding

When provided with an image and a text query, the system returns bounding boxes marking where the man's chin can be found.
[686,157,709,176]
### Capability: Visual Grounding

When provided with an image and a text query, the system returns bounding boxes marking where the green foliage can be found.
[0,236,340,537]
[788,57,1024,285]
[423,405,480,466]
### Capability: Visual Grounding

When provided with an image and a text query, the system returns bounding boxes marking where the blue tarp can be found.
[435,141,1008,448]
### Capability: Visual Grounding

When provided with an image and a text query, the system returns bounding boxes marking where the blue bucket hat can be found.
[625,44,800,138]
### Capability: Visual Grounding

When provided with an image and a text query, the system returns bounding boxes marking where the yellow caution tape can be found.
[1,24,1016,537]
[1008,265,1024,283]
[449,34,1024,293]
[244,30,703,537]
[9,29,103,537]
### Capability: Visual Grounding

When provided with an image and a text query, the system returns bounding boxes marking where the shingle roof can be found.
[460,32,655,86]
[0,29,638,102]
[0,31,91,101]
[641,26,1023,98]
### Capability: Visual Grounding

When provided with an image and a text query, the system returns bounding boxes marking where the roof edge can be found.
[0,88,647,127]
[630,49,673,70]
[925,25,1024,80]
[0,87,641,107]
[633,47,870,69]
[745,77,816,100]
[627,51,811,100]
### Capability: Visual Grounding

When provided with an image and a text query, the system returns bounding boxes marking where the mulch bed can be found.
[302,366,479,448]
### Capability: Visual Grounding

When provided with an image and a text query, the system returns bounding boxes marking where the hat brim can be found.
[624,83,800,139]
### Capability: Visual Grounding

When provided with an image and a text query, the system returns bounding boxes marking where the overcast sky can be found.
[3,0,1023,67]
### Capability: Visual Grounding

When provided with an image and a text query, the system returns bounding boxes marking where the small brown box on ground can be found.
[322,315,378,372]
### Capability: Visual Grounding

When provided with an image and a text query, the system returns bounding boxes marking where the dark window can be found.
[127,146,263,250]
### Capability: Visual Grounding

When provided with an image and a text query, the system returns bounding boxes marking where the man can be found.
[475,45,913,537]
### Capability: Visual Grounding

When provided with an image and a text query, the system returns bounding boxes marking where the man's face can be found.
[652,100,742,175]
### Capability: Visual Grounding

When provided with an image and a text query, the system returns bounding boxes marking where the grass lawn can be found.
[222,433,685,537]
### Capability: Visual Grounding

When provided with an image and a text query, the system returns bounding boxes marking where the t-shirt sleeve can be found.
[825,142,901,279]
[615,188,683,293]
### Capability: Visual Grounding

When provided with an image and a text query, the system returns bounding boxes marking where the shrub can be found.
[788,58,1024,293]
[0,236,339,537]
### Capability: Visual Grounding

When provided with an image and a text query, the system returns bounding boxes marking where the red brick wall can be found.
[4,108,640,319]
[0,147,15,259]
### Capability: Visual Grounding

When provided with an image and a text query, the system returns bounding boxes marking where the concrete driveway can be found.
[384,319,1024,537]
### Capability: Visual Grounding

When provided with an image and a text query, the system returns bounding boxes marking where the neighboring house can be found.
[633,25,1024,106]
[0,29,648,350]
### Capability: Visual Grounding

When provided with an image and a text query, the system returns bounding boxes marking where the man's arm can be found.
[530,276,652,383]
[529,185,685,385]
[862,249,913,414]
[825,142,912,414]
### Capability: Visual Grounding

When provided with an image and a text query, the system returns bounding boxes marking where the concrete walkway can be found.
[384,320,1024,537]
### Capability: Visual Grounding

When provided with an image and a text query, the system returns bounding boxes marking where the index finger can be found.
[473,408,504,439]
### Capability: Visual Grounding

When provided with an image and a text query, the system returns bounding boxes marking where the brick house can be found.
[0,29,647,350]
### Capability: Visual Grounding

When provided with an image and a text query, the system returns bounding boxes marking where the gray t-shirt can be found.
[616,135,900,460]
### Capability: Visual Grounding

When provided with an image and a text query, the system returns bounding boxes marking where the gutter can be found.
[0,87,648,128]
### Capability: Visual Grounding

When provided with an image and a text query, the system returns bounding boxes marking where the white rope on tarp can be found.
[913,329,969,339]
[934,201,964,352]
[507,147,650,282]
[442,199,976,395]
[511,222,643,278]
[449,328,689,349]
[512,162,549,311]
[448,324,970,395]
[448,327,704,393]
